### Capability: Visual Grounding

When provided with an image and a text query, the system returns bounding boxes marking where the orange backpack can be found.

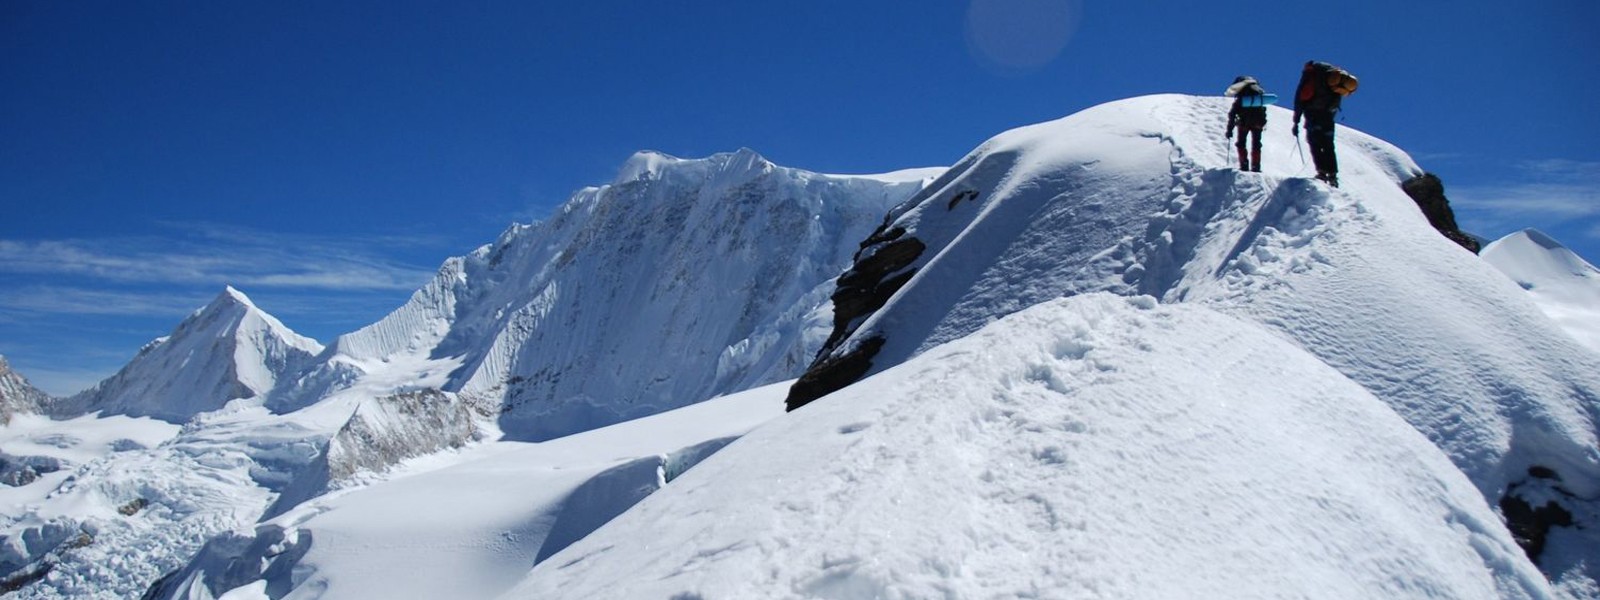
[1326,67,1359,96]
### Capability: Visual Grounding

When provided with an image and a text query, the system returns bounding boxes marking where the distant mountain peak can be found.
[0,354,52,422]
[218,285,255,307]
[61,288,323,423]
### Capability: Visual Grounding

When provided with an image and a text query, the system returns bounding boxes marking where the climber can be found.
[1292,61,1359,188]
[1224,76,1273,172]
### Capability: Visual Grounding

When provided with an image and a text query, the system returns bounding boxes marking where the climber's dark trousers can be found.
[1303,110,1337,177]
[1235,126,1262,172]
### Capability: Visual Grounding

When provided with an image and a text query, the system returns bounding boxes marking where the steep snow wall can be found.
[282,150,938,441]
[790,94,1600,586]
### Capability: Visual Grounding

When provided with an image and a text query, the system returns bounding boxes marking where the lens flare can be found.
[965,0,1082,74]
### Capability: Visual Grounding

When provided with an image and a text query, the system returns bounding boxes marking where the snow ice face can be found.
[292,149,936,442]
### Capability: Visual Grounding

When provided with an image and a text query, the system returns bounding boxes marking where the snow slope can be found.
[510,294,1553,599]
[144,380,786,600]
[277,150,938,442]
[0,397,366,599]
[61,288,323,423]
[1483,229,1600,353]
[796,94,1600,588]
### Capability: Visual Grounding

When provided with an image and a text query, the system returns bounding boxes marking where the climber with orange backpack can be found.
[1292,61,1359,187]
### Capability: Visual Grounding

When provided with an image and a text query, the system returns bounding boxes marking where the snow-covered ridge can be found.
[790,94,1600,588]
[62,287,323,423]
[511,295,1553,599]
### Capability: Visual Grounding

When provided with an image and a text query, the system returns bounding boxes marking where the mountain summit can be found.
[61,287,323,423]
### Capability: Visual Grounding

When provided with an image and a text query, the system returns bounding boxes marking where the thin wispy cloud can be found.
[1449,159,1600,239]
[0,224,439,292]
[0,285,211,317]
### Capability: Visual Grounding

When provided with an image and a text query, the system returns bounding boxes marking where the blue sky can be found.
[3,0,1597,395]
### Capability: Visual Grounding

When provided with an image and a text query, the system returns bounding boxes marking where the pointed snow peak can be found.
[222,285,255,306]
[58,288,323,422]
[190,286,257,323]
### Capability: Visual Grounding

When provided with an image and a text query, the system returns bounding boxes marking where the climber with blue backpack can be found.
[1292,60,1359,187]
[1224,76,1276,172]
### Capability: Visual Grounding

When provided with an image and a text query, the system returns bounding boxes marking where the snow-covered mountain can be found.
[1484,228,1600,353]
[2,151,938,599]
[0,357,50,424]
[6,94,1600,599]
[276,149,938,442]
[58,287,324,423]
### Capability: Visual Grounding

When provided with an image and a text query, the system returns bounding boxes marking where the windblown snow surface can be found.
[1483,229,1600,354]
[509,294,1551,599]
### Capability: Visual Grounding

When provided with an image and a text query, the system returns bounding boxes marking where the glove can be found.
[1291,123,1300,137]
[1225,128,1233,139]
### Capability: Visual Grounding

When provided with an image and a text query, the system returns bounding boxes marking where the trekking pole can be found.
[1294,129,1307,172]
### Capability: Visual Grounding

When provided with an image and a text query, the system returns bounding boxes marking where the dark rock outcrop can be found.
[1400,173,1481,254]
[786,222,928,411]
[1499,466,1578,565]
